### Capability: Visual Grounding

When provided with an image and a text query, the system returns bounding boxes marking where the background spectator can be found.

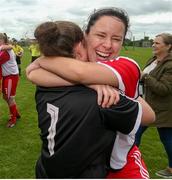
[135,33,172,179]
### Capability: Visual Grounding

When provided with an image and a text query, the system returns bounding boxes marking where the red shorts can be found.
[2,75,19,99]
[106,145,149,179]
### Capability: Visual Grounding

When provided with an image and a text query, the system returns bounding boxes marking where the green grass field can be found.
[0,47,166,178]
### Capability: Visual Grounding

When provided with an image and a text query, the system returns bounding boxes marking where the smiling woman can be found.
[136,33,172,179]
[25,16,154,178]
[26,7,156,179]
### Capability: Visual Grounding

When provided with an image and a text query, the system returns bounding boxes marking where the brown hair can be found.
[34,21,84,57]
[84,7,129,39]
[0,33,8,43]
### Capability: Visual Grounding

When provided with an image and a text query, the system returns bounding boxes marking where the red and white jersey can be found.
[0,66,2,92]
[0,66,2,80]
[98,56,141,99]
[99,56,142,170]
[1,50,18,76]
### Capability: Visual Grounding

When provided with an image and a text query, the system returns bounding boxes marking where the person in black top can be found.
[26,20,155,178]
[35,85,139,178]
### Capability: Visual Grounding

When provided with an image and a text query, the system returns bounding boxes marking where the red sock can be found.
[9,104,17,122]
[16,108,21,118]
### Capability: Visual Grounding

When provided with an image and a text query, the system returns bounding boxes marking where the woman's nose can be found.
[103,38,112,49]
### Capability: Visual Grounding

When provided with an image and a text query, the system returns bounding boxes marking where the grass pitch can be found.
[0,47,166,178]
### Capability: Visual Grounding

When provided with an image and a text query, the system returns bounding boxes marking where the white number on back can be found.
[47,103,59,156]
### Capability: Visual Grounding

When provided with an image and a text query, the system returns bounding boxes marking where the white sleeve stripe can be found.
[134,81,140,98]
[117,56,141,70]
[129,102,142,135]
[97,62,125,91]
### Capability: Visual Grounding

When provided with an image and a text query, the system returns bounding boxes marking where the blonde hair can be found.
[156,33,172,52]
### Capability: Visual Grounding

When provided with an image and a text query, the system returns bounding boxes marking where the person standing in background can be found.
[12,39,24,76]
[29,39,40,62]
[0,60,2,93]
[135,33,172,179]
[0,36,12,93]
[0,33,20,128]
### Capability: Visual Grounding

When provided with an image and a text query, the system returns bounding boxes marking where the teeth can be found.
[96,51,110,58]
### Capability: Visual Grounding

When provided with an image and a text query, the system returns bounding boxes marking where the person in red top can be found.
[26,8,153,178]
[0,61,2,92]
[0,33,20,128]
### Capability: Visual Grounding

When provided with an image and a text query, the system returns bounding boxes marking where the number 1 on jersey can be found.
[47,103,59,156]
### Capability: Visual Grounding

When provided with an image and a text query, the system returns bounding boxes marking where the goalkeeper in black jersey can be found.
[35,85,140,178]
[26,21,155,178]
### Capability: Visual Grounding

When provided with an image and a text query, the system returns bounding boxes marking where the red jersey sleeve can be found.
[98,56,141,98]
[0,51,10,65]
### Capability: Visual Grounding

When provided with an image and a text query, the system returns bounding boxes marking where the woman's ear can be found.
[167,44,172,52]
[73,42,81,59]
[74,42,87,61]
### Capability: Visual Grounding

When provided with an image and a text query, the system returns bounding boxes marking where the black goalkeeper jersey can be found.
[35,85,139,178]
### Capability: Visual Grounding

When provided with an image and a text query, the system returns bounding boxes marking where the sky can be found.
[0,0,172,40]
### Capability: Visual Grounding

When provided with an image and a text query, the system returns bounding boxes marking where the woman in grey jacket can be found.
[136,33,172,178]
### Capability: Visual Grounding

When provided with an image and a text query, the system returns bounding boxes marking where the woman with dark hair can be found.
[26,7,155,179]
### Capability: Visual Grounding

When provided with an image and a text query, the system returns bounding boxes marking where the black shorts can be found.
[36,154,108,179]
[16,56,21,64]
[31,56,40,62]
[35,156,48,179]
